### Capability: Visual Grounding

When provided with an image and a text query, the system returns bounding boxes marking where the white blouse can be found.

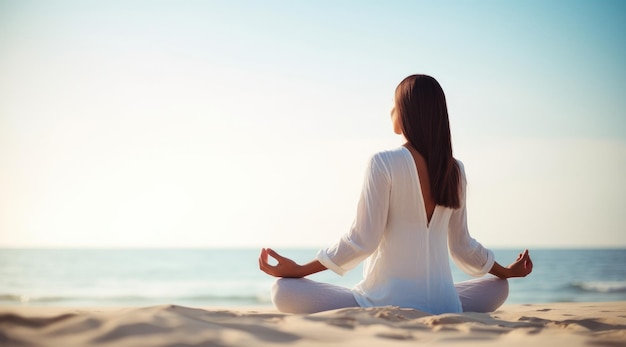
[316,147,494,314]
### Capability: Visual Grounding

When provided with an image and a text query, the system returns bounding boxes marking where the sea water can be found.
[0,248,624,307]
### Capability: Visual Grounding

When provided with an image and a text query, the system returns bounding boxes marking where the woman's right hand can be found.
[489,249,533,279]
[505,249,533,278]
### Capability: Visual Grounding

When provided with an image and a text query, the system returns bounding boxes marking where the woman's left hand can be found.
[258,248,304,278]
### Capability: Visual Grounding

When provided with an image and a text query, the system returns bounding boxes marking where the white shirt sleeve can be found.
[316,153,391,276]
[448,161,495,277]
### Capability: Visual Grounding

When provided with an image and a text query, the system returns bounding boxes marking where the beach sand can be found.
[1,302,625,346]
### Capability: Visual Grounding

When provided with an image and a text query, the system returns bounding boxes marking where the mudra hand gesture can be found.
[259,248,326,278]
[490,249,533,279]
[507,249,533,278]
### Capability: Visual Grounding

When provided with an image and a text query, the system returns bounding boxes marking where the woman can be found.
[259,74,533,314]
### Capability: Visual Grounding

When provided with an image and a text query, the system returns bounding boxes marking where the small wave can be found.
[570,281,626,293]
[0,294,73,303]
[0,293,269,305]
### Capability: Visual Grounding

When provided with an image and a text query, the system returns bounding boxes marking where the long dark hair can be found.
[395,74,461,208]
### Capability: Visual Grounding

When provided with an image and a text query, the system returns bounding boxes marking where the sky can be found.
[0,0,625,249]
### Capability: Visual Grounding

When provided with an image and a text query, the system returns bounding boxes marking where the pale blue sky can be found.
[1,0,625,248]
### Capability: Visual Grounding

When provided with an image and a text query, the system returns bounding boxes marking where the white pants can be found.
[271,276,509,314]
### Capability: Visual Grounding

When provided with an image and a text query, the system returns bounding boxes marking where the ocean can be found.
[1,248,625,307]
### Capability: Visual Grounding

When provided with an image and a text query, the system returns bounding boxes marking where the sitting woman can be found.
[259,74,533,314]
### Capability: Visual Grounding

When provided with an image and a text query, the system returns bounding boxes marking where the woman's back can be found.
[350,147,462,314]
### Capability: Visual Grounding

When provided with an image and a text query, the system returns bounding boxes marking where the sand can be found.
[1,302,625,346]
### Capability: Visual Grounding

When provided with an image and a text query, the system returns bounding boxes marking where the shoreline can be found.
[2,301,625,346]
